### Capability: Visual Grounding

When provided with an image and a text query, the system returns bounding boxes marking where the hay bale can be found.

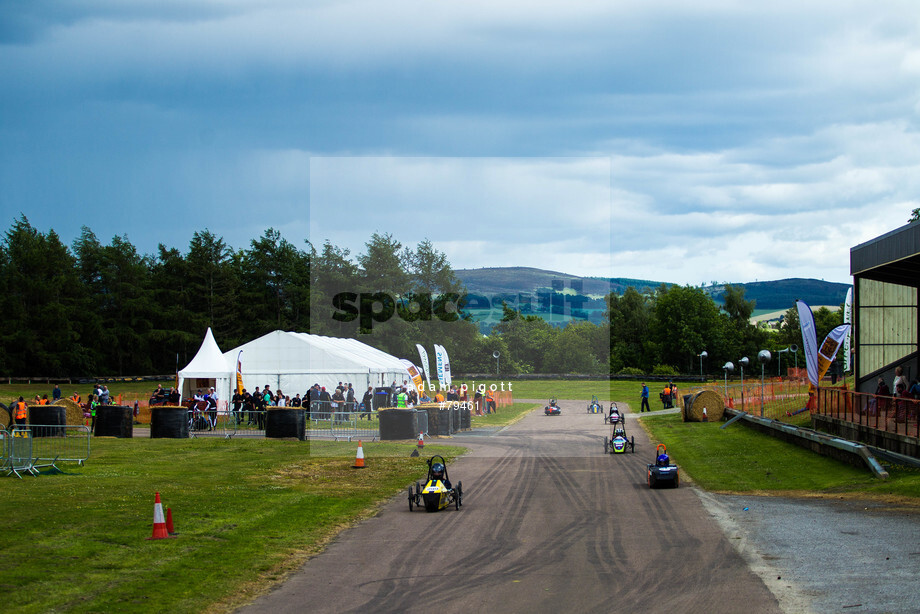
[53,398,88,426]
[684,390,725,422]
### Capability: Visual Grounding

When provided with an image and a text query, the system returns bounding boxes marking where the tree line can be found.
[0,216,841,378]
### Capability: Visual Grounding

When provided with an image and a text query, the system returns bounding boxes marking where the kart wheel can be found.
[603,436,609,454]
[673,472,679,488]
[456,481,462,508]
[648,472,655,489]
[630,436,635,452]
[408,486,414,511]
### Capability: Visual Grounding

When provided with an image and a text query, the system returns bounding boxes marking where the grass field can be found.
[2,376,917,612]
[0,438,463,614]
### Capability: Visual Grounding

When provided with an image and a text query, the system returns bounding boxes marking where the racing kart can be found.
[604,403,623,425]
[545,399,562,415]
[604,424,635,454]
[408,455,463,512]
[587,395,603,414]
[647,443,679,488]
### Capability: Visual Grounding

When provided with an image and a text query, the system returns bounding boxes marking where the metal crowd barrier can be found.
[308,410,379,442]
[223,410,266,438]
[4,425,91,478]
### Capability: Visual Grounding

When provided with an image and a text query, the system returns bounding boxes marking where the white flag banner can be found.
[843,287,853,372]
[416,343,432,388]
[796,300,819,387]
[434,344,452,387]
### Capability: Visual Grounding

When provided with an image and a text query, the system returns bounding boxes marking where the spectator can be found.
[332,387,345,413]
[640,383,650,412]
[360,386,373,419]
[893,366,907,395]
[232,388,244,424]
[52,384,61,402]
[874,377,892,415]
[207,387,218,429]
[346,383,356,412]
[13,396,27,426]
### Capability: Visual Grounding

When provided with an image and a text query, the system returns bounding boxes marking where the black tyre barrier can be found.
[451,406,460,432]
[425,406,452,436]
[379,409,419,440]
[28,405,66,437]
[94,405,133,438]
[265,408,306,440]
[460,405,471,430]
[150,406,189,439]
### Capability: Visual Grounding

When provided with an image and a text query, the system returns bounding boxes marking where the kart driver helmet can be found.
[431,462,445,481]
[656,453,669,467]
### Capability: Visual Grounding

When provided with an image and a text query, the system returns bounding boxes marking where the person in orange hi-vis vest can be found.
[14,396,27,425]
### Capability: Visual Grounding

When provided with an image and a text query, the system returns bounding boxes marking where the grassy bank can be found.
[639,412,920,499]
[0,438,464,613]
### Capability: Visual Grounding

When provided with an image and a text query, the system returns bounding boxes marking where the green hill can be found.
[454,268,850,312]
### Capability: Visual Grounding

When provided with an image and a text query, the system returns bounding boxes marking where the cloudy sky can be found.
[2,1,919,285]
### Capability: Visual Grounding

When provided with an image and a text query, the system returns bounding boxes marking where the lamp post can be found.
[758,350,771,417]
[776,345,797,378]
[738,357,749,411]
[493,350,500,376]
[723,362,734,398]
[698,350,708,380]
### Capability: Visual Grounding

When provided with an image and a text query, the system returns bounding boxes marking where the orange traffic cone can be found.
[147,492,170,540]
[166,507,176,535]
[352,440,366,469]
[417,432,425,448]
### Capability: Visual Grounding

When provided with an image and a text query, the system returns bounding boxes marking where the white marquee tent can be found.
[221,330,410,402]
[177,327,232,410]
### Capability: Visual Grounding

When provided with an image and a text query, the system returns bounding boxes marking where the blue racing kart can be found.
[647,444,679,488]
[587,395,603,414]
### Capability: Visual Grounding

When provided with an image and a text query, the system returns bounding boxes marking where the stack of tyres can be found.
[378,409,419,440]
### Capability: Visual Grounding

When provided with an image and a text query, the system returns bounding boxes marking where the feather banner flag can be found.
[416,343,432,389]
[843,287,853,372]
[434,344,452,387]
[797,300,819,388]
[797,299,851,388]
[235,351,244,395]
[400,359,425,393]
[818,324,851,382]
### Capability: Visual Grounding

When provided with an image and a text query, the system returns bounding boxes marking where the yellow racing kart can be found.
[408,455,463,512]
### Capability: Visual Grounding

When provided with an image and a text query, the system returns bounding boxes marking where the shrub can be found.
[651,364,677,375]
[618,367,644,376]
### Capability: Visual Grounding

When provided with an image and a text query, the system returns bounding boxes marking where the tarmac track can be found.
[239,400,781,614]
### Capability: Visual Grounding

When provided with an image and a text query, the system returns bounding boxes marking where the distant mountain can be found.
[454,267,665,297]
[703,278,851,311]
[453,267,850,312]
